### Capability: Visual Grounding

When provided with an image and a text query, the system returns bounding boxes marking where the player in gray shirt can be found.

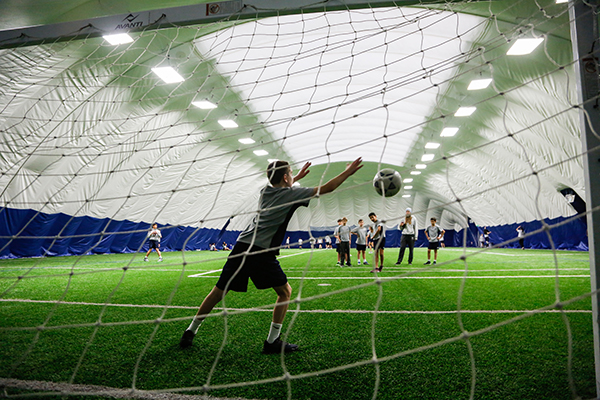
[337,217,352,266]
[180,158,363,354]
[351,219,369,265]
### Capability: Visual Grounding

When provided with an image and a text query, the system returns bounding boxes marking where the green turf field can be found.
[0,247,596,399]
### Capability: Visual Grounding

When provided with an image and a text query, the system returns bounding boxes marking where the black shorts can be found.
[215,242,287,292]
[356,244,366,251]
[428,242,439,250]
[336,243,341,253]
[373,236,385,251]
[149,240,160,249]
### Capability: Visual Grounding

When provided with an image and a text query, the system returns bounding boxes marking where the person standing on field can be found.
[179,158,363,353]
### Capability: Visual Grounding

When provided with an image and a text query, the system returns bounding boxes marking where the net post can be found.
[568,0,600,395]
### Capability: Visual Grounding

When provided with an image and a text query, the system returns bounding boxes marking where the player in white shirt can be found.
[144,223,162,262]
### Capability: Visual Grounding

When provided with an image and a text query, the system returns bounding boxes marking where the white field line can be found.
[0,378,239,400]
[183,250,317,277]
[441,248,587,257]
[189,275,590,280]
[0,298,591,314]
[187,269,222,277]
[278,249,323,258]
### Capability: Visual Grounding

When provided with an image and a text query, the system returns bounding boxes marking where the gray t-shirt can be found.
[338,225,351,242]
[333,226,341,243]
[425,225,443,243]
[351,226,368,245]
[237,185,314,251]
[371,220,385,240]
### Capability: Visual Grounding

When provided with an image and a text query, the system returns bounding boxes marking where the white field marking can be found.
[277,249,323,258]
[187,269,222,278]
[441,248,587,257]
[0,378,222,400]
[189,275,590,280]
[359,268,590,272]
[180,250,318,278]
[0,298,590,314]
[317,283,332,286]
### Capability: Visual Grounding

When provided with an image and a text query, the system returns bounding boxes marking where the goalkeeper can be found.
[180,158,363,353]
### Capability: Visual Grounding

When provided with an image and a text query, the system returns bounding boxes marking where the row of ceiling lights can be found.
[103,33,545,192]
[401,37,544,198]
[104,33,272,158]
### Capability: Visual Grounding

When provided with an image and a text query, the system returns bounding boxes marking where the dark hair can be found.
[368,212,376,218]
[267,160,290,185]
[430,217,437,221]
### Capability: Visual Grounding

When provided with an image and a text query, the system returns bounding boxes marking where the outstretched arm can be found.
[293,162,312,183]
[314,158,363,196]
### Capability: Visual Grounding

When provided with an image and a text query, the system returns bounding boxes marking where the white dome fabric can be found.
[0,4,584,236]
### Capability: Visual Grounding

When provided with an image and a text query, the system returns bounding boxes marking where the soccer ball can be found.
[373,169,402,197]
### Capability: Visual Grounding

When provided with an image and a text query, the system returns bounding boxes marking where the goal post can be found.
[569,0,600,394]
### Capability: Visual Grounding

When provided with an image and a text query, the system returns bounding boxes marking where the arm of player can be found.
[314,158,363,196]
[293,162,311,183]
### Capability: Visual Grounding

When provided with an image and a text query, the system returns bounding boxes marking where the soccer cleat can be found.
[370,268,381,273]
[262,337,299,354]
[395,262,401,265]
[363,260,368,265]
[144,257,149,262]
[158,257,163,262]
[424,261,431,265]
[357,260,361,265]
[179,330,195,348]
[346,264,351,267]
[433,261,437,264]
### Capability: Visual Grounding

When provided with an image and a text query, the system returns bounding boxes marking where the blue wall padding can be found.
[0,207,589,259]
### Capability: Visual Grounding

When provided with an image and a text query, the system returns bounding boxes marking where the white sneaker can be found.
[158,257,163,262]
[144,257,149,262]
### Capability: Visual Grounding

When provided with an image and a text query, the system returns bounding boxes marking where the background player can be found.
[144,223,162,262]
[424,217,444,265]
[351,219,369,265]
[368,212,385,272]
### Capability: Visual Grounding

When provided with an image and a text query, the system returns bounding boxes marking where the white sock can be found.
[187,317,203,334]
[267,322,282,344]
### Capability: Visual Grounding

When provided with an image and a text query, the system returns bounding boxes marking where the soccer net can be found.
[0,0,597,399]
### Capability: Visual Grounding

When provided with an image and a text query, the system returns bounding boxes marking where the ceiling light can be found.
[402,194,411,198]
[192,100,217,109]
[424,142,440,149]
[404,186,413,190]
[151,67,184,83]
[218,119,238,128]
[440,127,459,137]
[555,0,568,3]
[455,107,476,117]
[507,38,544,55]
[267,159,279,163]
[254,150,269,156]
[403,178,413,183]
[415,164,427,169]
[410,171,421,175]
[238,138,255,144]
[103,33,134,45]
[421,154,434,162]
[467,78,492,90]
